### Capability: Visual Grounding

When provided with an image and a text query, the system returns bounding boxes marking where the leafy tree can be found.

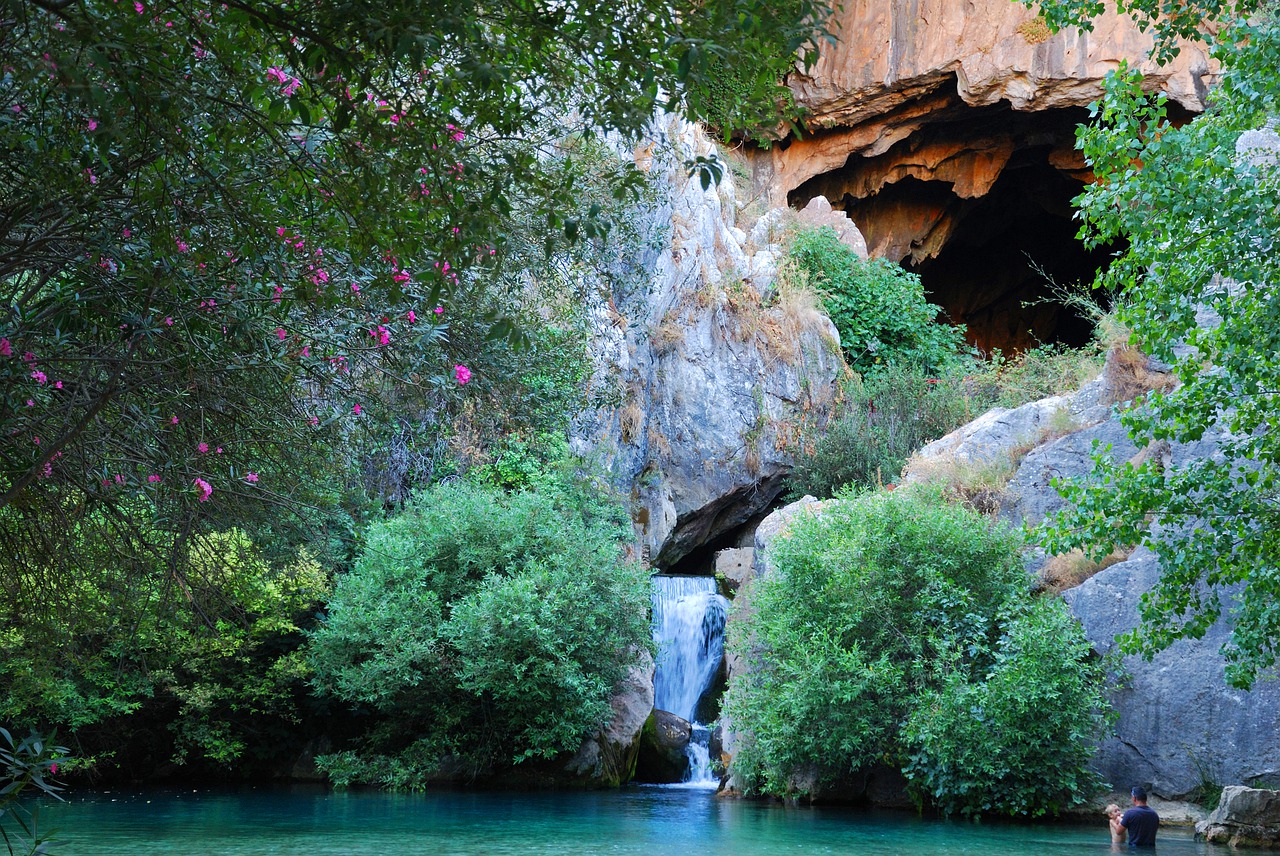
[903,598,1110,818]
[306,469,651,785]
[0,526,329,774]
[0,0,832,645]
[1022,0,1280,687]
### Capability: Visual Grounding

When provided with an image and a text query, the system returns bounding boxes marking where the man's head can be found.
[1131,786,1148,805]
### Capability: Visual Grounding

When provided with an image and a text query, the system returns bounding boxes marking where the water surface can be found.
[40,786,1228,855]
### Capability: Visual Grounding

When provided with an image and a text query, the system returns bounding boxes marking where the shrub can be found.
[723,489,1024,796]
[903,597,1111,817]
[788,365,980,498]
[784,227,969,376]
[307,471,651,783]
[724,487,1112,814]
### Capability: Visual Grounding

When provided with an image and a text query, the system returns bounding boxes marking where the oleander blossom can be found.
[244,472,259,484]
[193,477,213,502]
[454,364,471,385]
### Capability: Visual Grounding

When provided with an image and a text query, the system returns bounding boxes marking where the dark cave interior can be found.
[789,100,1132,354]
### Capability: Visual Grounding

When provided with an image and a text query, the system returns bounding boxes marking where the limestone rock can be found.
[714,547,754,597]
[1197,786,1280,848]
[635,709,693,783]
[572,117,845,569]
[1063,550,1280,799]
[565,650,655,787]
[751,0,1215,206]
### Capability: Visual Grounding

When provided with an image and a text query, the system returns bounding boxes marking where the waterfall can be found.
[651,574,728,787]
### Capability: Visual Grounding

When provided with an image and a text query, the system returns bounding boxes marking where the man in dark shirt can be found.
[1119,786,1160,847]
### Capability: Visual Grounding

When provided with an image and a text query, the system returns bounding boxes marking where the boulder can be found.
[1197,786,1280,848]
[565,650,655,787]
[635,709,692,783]
[1062,548,1280,799]
[714,547,754,597]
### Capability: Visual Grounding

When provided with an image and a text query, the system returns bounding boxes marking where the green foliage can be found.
[1021,13,1280,688]
[0,0,832,681]
[0,729,67,856]
[787,366,981,498]
[0,526,328,773]
[724,488,1109,814]
[788,343,1104,499]
[307,470,651,783]
[784,227,969,376]
[903,598,1111,818]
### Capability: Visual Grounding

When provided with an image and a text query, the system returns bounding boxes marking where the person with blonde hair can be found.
[1104,803,1126,843]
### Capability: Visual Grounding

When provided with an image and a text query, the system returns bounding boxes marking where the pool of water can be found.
[35,785,1228,855]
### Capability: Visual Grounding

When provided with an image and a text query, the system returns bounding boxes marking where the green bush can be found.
[787,365,982,498]
[903,598,1111,817]
[307,471,651,784]
[785,227,969,376]
[724,488,1111,814]
[0,525,328,774]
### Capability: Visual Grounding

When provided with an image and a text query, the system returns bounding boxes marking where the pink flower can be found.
[113,474,124,485]
[370,326,390,346]
[165,316,173,326]
[266,67,288,84]
[300,346,310,357]
[175,239,189,253]
[216,447,222,454]
[30,369,47,385]
[454,364,472,385]
[193,477,213,502]
[447,123,464,142]
[282,77,301,97]
[25,399,34,407]
[49,764,57,775]
[133,1,143,11]
[276,226,286,237]
[54,381,62,389]
[434,306,444,315]
[122,228,131,238]
[407,310,416,324]
[351,283,360,293]
[0,338,11,357]
[170,415,179,424]
[22,351,36,363]
[244,472,259,483]
[198,442,209,453]
[352,403,362,415]
[276,327,287,341]
[148,474,161,483]
[87,119,98,131]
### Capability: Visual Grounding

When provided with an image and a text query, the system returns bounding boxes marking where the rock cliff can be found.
[572,117,845,569]
[745,0,1216,351]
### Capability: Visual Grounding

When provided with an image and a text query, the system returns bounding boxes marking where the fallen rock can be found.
[635,709,693,783]
[565,650,655,787]
[1197,786,1280,848]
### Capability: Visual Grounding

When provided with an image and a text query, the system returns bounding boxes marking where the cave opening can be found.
[788,99,1130,354]
[902,155,1124,354]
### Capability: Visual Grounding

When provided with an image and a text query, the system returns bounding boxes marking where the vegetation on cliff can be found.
[1026,0,1280,688]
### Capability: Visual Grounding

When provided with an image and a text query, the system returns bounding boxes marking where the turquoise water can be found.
[37,786,1227,855]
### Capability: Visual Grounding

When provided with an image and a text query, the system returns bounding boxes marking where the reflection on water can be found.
[38,785,1229,855]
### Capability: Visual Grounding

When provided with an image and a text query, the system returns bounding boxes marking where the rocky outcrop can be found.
[573,117,845,569]
[1197,787,1280,848]
[565,651,655,787]
[634,709,692,783]
[751,0,1215,207]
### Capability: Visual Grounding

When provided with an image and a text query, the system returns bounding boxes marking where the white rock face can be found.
[573,117,846,568]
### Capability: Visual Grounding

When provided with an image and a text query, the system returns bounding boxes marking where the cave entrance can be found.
[903,155,1123,354]
[788,99,1128,354]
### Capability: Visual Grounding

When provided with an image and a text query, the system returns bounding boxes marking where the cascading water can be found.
[651,575,729,787]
